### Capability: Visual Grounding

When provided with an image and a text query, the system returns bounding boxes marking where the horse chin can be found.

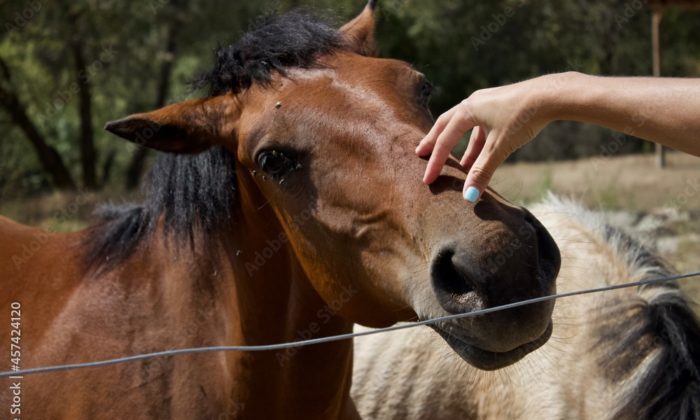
[431,321,553,371]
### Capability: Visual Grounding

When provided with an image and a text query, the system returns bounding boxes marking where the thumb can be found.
[462,135,507,203]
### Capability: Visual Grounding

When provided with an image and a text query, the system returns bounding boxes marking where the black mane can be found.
[86,11,345,270]
[595,224,700,419]
[193,10,345,95]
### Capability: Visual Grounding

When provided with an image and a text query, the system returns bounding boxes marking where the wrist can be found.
[531,72,584,122]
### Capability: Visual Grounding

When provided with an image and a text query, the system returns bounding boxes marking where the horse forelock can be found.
[192,10,346,96]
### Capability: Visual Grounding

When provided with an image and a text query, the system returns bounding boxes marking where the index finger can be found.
[422,106,476,184]
[416,105,458,156]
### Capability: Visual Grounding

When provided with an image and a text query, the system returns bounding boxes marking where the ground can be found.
[2,152,698,308]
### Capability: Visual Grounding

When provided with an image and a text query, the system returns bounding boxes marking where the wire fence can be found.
[1,270,699,378]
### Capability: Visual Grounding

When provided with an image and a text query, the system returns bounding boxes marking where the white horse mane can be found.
[534,193,672,281]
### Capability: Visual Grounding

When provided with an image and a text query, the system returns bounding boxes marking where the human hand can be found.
[416,75,559,202]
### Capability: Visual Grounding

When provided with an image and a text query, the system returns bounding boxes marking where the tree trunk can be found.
[0,58,76,190]
[125,26,177,190]
[100,148,116,186]
[71,38,98,189]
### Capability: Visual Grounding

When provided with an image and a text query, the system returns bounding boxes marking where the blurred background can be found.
[0,0,698,279]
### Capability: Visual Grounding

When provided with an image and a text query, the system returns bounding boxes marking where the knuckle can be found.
[457,102,476,125]
[466,89,486,103]
[433,140,450,154]
[469,166,491,183]
[458,99,472,114]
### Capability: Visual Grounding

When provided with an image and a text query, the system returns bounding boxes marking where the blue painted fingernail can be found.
[464,186,480,203]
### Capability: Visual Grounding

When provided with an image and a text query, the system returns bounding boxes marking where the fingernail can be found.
[464,186,480,203]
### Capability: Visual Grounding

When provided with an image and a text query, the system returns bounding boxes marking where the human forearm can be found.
[417,72,700,202]
[548,72,700,156]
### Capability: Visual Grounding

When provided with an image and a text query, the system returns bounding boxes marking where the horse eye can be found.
[418,80,433,108]
[256,150,298,180]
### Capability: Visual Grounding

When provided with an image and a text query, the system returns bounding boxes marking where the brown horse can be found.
[0,2,561,419]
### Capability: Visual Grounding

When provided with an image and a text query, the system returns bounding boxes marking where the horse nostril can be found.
[430,248,485,314]
[430,210,560,315]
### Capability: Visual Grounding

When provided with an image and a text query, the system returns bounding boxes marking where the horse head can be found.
[105,1,560,370]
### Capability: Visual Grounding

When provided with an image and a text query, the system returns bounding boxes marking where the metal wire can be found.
[2,270,699,378]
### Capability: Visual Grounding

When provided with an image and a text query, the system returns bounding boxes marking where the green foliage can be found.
[0,0,698,196]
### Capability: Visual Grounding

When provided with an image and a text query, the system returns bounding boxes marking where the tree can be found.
[0,0,697,195]
[69,24,99,189]
[0,56,76,190]
[125,1,182,190]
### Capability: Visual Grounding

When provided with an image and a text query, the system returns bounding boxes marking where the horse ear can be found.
[104,95,239,154]
[340,0,378,56]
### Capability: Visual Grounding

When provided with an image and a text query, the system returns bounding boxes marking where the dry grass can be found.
[492,151,700,303]
[492,152,700,211]
[0,188,140,232]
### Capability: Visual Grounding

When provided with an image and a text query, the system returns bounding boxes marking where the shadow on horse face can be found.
[105,6,560,370]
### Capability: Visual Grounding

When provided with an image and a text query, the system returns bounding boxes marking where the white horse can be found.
[352,196,700,420]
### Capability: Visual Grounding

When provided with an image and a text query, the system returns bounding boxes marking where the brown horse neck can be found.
[200,171,358,419]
